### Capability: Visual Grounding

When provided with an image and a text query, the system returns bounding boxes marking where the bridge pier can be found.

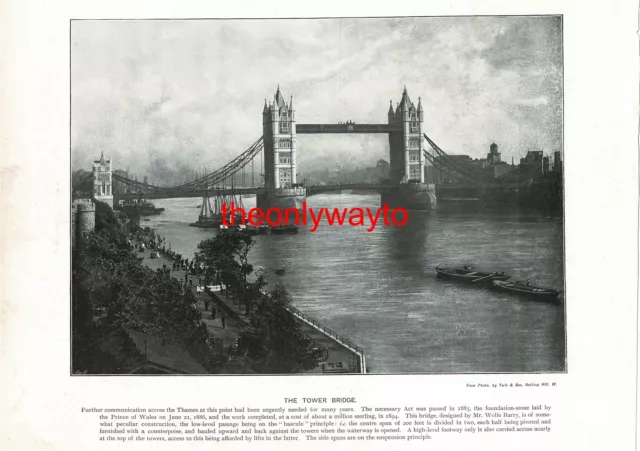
[380,183,437,211]
[256,187,307,219]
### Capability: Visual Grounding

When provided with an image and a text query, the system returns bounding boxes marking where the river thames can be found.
[142,194,566,374]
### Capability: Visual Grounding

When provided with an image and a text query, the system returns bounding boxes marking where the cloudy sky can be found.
[71,17,562,179]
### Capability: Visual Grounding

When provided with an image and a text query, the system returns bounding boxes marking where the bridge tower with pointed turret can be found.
[382,87,435,210]
[258,85,306,211]
[262,85,298,190]
[387,86,425,184]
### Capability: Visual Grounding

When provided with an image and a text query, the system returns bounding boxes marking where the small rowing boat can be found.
[492,280,560,302]
[435,266,510,285]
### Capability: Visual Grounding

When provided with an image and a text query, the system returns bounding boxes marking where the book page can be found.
[1,0,637,450]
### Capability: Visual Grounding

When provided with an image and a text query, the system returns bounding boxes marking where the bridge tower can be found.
[92,151,113,208]
[388,87,425,184]
[262,85,297,189]
[259,85,305,211]
[382,87,435,210]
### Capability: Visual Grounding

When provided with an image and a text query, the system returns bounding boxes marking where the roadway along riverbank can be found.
[139,246,362,374]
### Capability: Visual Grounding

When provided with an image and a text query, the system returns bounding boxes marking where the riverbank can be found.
[139,241,364,374]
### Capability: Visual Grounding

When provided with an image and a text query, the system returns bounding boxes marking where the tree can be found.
[236,284,325,373]
[196,229,255,308]
[93,200,118,232]
[72,212,222,374]
[243,268,269,316]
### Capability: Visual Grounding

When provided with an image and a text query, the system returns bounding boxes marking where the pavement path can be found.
[137,242,361,374]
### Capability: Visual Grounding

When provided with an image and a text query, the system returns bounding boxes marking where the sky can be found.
[71,17,563,181]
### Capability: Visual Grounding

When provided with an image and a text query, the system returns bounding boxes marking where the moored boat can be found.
[246,224,269,234]
[116,199,164,216]
[139,201,164,215]
[190,219,222,228]
[189,193,223,228]
[245,225,260,234]
[270,224,299,234]
[435,266,510,284]
[492,280,560,302]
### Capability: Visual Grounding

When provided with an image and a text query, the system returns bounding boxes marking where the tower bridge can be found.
[256,85,433,210]
[72,85,535,211]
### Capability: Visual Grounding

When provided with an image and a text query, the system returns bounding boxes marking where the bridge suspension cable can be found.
[111,136,264,194]
[422,149,467,181]
[169,136,263,191]
[422,134,485,183]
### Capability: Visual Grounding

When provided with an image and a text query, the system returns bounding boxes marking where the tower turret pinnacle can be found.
[274,84,286,108]
[400,87,411,112]
[417,97,423,112]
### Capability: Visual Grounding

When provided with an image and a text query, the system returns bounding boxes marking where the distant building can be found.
[92,152,113,207]
[424,143,514,183]
[483,143,513,178]
[485,143,502,166]
[425,155,481,183]
[553,151,563,173]
[520,150,544,176]
[543,155,550,174]
[375,159,390,177]
[489,163,513,179]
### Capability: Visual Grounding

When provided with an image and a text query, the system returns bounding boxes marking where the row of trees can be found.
[73,202,325,374]
[195,230,325,373]
[72,201,221,373]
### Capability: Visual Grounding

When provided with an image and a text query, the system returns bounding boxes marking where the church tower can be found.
[262,85,297,191]
[387,87,425,184]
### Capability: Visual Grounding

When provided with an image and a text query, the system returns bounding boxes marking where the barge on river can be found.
[492,280,560,303]
[435,266,510,285]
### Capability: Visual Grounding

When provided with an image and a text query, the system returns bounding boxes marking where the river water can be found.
[143,194,566,374]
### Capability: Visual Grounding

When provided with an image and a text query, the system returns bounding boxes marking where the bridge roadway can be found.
[116,184,395,201]
[116,181,529,201]
[117,187,266,201]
